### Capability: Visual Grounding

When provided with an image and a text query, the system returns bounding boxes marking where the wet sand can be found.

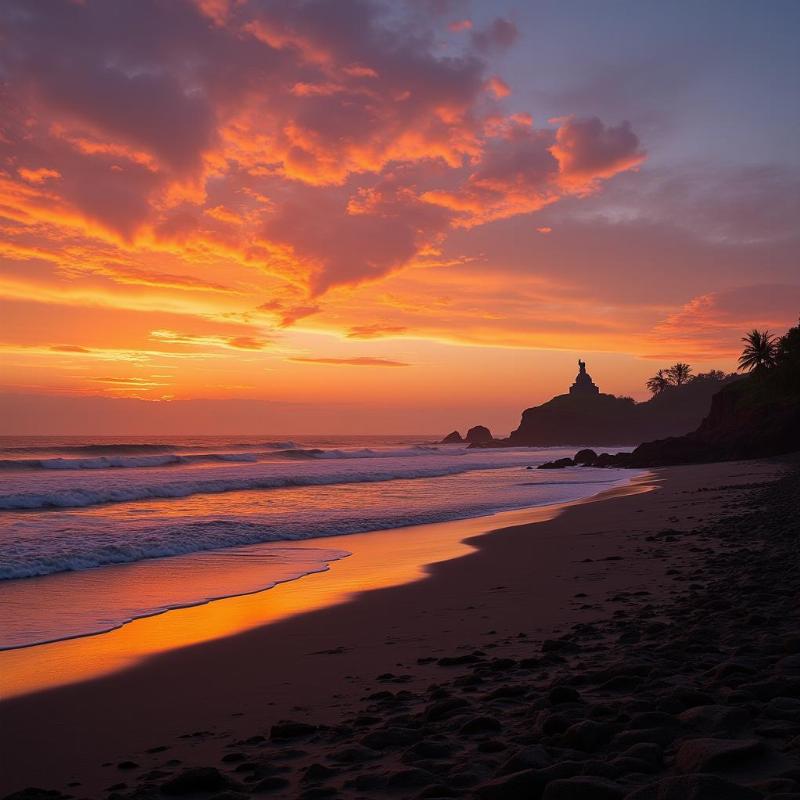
[1,458,794,798]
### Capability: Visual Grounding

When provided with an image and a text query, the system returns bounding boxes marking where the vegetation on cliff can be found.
[630,319,800,465]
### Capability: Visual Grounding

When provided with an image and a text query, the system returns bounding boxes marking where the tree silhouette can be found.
[666,362,692,386]
[646,369,670,394]
[738,329,777,372]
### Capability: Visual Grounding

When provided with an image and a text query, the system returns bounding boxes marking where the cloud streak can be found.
[289,356,411,367]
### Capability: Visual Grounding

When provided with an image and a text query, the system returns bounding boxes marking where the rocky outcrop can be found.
[627,377,800,466]
[465,425,493,445]
[509,376,736,448]
[440,430,464,444]
[573,448,598,465]
[576,321,800,467]
[538,457,575,470]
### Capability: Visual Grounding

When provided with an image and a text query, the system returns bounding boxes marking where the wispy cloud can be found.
[289,356,411,367]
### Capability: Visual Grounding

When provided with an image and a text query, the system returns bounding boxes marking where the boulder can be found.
[466,425,493,444]
[675,738,764,773]
[538,458,575,470]
[441,430,464,444]
[573,448,598,465]
[623,774,762,799]
[270,720,317,739]
[678,705,749,735]
[543,777,624,800]
[161,767,237,795]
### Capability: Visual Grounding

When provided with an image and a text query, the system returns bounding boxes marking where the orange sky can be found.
[1,0,798,434]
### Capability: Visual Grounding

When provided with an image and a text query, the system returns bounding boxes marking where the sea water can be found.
[0,435,634,649]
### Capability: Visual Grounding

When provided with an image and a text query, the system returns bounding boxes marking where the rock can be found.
[161,767,236,795]
[619,742,662,768]
[562,720,611,752]
[328,744,377,763]
[542,638,577,654]
[361,727,419,749]
[437,653,483,666]
[549,686,581,705]
[675,738,765,773]
[386,768,436,789]
[608,756,657,775]
[343,772,387,790]
[298,788,337,800]
[441,430,463,444]
[478,764,582,799]
[479,739,507,753]
[251,775,290,793]
[476,769,546,800]
[611,727,677,749]
[573,449,598,465]
[424,697,471,721]
[403,740,454,761]
[466,425,493,445]
[656,687,715,713]
[538,458,575,470]
[498,745,552,775]
[507,362,735,449]
[623,774,763,799]
[302,763,338,782]
[2,791,71,800]
[678,704,749,735]
[765,697,800,721]
[459,716,503,735]
[418,785,460,798]
[270,720,317,739]
[543,777,624,800]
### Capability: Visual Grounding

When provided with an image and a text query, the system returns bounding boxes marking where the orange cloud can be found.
[50,344,91,354]
[448,19,473,32]
[646,285,800,360]
[346,324,408,339]
[150,329,271,351]
[289,356,411,367]
[423,116,642,226]
[486,76,511,98]
[18,167,61,184]
[0,0,645,301]
[551,116,645,189]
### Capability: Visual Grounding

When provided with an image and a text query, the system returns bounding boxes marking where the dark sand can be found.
[2,458,798,799]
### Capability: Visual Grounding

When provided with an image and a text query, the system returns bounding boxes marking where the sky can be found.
[0,0,798,435]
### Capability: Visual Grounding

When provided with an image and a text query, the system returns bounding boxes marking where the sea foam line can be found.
[0,462,515,510]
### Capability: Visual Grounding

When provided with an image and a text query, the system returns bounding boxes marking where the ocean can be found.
[0,435,635,650]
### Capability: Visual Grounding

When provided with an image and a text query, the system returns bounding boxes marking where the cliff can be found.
[507,375,736,447]
[624,320,800,465]
[630,371,800,466]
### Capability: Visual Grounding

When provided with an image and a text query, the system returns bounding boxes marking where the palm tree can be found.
[667,362,692,386]
[646,369,670,394]
[738,329,777,372]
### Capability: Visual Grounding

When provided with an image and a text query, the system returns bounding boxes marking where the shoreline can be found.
[0,473,642,697]
[0,458,789,797]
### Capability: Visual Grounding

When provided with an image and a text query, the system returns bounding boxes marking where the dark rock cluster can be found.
[537,449,632,469]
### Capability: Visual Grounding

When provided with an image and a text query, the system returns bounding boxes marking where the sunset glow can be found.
[1,0,798,433]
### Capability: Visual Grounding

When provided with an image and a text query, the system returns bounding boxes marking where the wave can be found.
[0,440,298,457]
[0,477,626,579]
[0,444,458,471]
[0,460,517,510]
[0,452,262,471]
[0,519,356,580]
